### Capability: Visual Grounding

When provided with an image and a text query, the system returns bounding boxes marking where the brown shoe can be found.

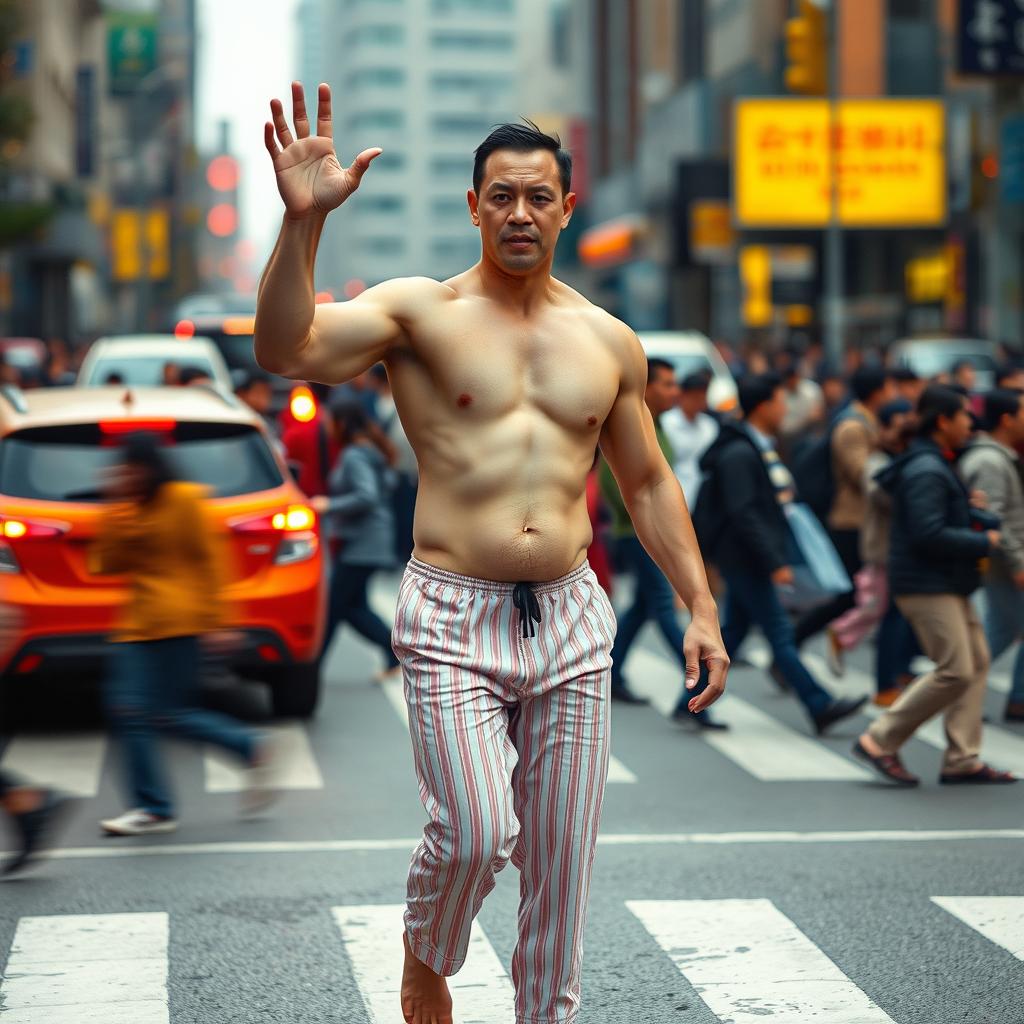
[939,764,1017,785]
[1004,702,1024,723]
[851,739,920,786]
[873,687,904,708]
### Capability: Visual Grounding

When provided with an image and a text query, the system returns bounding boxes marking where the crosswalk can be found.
[1,896,1018,1023]
[4,640,1024,796]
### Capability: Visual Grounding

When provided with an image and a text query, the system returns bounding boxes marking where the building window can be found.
[432,196,469,216]
[349,110,405,131]
[359,195,406,213]
[430,31,514,51]
[432,238,480,262]
[432,115,497,136]
[431,155,472,177]
[371,152,406,171]
[347,24,406,47]
[431,72,513,96]
[432,0,513,12]
[364,237,405,257]
[346,68,406,90]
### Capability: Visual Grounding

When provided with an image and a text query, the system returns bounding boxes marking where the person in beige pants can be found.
[853,384,1017,788]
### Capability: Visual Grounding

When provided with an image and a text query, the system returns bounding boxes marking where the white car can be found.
[77,335,234,392]
[888,337,1002,392]
[637,331,738,413]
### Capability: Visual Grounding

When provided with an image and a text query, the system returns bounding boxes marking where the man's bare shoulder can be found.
[358,276,456,321]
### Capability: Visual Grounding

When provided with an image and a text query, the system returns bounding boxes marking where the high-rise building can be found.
[298,0,569,293]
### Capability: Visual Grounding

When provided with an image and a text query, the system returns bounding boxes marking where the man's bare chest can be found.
[405,316,620,434]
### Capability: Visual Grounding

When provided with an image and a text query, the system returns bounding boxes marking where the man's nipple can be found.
[587,416,598,427]
[457,393,473,409]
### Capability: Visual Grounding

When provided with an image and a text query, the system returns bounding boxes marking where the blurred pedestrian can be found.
[161,362,181,387]
[600,359,724,723]
[280,382,339,498]
[0,607,75,876]
[42,338,76,387]
[586,450,614,597]
[179,366,214,387]
[688,373,866,735]
[661,370,719,508]
[952,359,977,394]
[824,399,919,703]
[890,366,925,407]
[793,367,896,657]
[91,433,273,835]
[996,362,1024,391]
[778,350,825,460]
[854,385,1015,787]
[960,389,1024,723]
[314,398,401,681]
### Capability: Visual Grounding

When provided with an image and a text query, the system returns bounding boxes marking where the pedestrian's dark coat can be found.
[698,420,788,576]
[876,438,992,597]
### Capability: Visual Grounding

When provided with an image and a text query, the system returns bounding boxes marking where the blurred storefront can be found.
[566,0,1024,352]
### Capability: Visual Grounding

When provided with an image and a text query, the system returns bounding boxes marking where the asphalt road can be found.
[1,570,1022,1024]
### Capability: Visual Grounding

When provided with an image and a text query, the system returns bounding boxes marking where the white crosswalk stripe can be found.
[0,732,107,797]
[932,896,1024,961]
[331,904,515,1024]
[626,898,896,1023]
[203,720,324,792]
[628,646,872,780]
[0,913,168,1023]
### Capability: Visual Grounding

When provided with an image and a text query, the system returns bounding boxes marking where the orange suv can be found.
[0,384,327,717]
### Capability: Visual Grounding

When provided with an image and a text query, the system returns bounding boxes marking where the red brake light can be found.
[289,386,317,423]
[2,518,66,539]
[174,319,196,339]
[99,419,177,436]
[229,504,317,534]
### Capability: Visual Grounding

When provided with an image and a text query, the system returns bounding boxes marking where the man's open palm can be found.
[264,82,381,219]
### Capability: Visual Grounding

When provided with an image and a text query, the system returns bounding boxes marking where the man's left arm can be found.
[598,325,729,712]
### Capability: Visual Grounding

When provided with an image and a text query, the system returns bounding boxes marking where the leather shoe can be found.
[1005,702,1024,723]
[813,695,867,736]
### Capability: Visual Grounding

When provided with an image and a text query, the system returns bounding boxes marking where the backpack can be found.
[690,453,727,556]
[790,407,866,523]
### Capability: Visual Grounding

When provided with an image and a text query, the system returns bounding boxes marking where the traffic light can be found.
[785,0,827,96]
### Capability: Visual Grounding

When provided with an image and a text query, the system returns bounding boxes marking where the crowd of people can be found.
[586,339,1021,790]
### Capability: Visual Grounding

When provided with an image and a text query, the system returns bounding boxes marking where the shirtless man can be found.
[255,82,728,1024]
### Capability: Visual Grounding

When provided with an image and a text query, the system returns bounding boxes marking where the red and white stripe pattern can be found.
[392,557,616,1024]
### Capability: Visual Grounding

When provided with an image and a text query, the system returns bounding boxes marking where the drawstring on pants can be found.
[512,582,542,638]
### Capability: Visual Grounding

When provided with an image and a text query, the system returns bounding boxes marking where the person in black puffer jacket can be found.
[853,384,1017,788]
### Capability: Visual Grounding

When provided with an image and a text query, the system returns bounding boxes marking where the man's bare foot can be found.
[401,931,453,1024]
[857,732,885,757]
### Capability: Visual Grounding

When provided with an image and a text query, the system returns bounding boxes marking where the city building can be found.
[298,0,571,293]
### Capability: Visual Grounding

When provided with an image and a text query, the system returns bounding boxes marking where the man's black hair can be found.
[118,431,176,503]
[878,397,912,427]
[739,372,783,418]
[890,366,919,383]
[329,395,370,439]
[647,357,675,385]
[951,358,974,375]
[917,383,967,436]
[996,362,1024,386]
[680,370,712,392]
[850,366,889,404]
[236,368,272,391]
[473,120,572,197]
[983,388,1024,433]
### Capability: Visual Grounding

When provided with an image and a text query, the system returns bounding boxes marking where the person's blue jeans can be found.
[677,569,834,720]
[875,598,920,694]
[324,561,400,667]
[102,637,256,818]
[982,578,1024,702]
[611,536,687,685]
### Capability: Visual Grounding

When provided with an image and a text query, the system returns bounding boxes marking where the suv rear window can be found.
[85,355,216,386]
[0,422,283,502]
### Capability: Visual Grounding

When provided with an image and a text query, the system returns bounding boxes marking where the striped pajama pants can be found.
[392,557,617,1024]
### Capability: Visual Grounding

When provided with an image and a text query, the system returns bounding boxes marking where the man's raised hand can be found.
[264,82,381,220]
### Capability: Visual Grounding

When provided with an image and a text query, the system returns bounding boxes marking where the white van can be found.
[636,331,738,413]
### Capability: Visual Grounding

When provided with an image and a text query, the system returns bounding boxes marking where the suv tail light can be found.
[0,517,68,574]
[229,504,319,565]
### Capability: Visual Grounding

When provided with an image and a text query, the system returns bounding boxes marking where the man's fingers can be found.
[270,98,293,148]
[292,81,310,139]
[683,638,701,690]
[316,82,333,138]
[348,147,383,184]
[264,121,280,159]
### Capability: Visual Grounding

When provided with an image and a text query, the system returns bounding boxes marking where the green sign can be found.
[107,12,158,96]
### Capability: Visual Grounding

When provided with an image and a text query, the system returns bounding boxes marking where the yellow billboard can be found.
[734,98,946,228]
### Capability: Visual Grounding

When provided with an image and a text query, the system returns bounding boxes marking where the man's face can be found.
[679,387,709,419]
[1005,398,1024,446]
[468,149,575,274]
[761,387,789,434]
[939,405,974,449]
[955,364,977,391]
[645,367,679,416]
[881,412,912,451]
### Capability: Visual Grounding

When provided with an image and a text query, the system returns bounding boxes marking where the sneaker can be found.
[825,628,845,678]
[241,735,277,817]
[100,809,178,836]
[812,696,868,736]
[3,790,77,876]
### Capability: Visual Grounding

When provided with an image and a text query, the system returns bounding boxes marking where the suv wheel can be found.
[270,658,321,719]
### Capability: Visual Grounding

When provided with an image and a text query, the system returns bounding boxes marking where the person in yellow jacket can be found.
[92,432,272,836]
